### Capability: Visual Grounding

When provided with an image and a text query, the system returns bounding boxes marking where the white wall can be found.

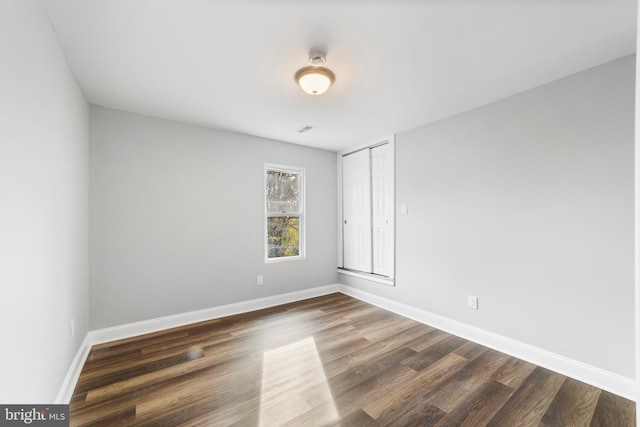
[635,8,640,419]
[342,55,635,378]
[90,106,337,329]
[0,0,89,403]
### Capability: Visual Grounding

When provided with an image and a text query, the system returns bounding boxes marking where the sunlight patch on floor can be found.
[259,336,338,426]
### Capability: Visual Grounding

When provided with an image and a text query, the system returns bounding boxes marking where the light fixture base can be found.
[308,51,327,66]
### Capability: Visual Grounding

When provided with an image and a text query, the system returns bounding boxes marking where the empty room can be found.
[2,0,639,425]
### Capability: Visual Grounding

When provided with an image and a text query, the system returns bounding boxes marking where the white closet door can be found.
[371,144,394,277]
[342,149,372,273]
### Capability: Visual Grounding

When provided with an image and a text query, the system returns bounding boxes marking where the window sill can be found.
[337,268,395,287]
[266,255,305,264]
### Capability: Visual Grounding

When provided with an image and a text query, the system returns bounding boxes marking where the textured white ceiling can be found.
[39,0,636,152]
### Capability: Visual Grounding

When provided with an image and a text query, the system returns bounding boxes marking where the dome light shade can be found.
[295,66,335,95]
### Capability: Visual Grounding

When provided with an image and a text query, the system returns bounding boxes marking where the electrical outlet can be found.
[257,275,264,286]
[401,204,408,215]
[70,319,75,337]
[467,296,478,310]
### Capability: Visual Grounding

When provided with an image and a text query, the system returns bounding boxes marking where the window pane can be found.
[267,216,300,258]
[266,170,299,213]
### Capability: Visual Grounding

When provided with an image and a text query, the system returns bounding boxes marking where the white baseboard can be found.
[55,334,92,404]
[337,284,636,401]
[56,284,341,403]
[57,282,635,403]
[90,284,341,346]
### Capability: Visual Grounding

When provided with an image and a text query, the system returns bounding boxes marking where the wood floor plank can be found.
[375,322,435,349]
[333,303,381,322]
[423,348,511,413]
[69,402,137,427]
[362,352,469,423]
[133,368,261,426]
[288,364,417,426]
[357,314,421,342]
[541,377,601,426]
[74,405,137,427]
[330,408,378,427]
[89,328,191,351]
[492,355,537,389]
[134,366,259,421]
[401,333,468,371]
[392,404,446,427]
[69,294,636,426]
[318,338,415,380]
[485,366,566,426]
[75,349,203,394]
[300,346,417,407]
[433,379,514,427]
[589,390,636,427]
[136,324,233,356]
[453,341,489,361]
[314,331,373,364]
[405,328,452,353]
[84,350,254,403]
[82,348,143,371]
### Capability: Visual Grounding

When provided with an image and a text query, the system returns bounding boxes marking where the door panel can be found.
[342,149,372,273]
[371,144,394,277]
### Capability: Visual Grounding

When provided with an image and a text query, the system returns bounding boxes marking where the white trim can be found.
[634,8,640,422]
[264,163,306,263]
[337,153,343,268]
[55,334,92,404]
[337,268,394,286]
[338,135,395,157]
[57,282,634,404]
[338,136,395,269]
[89,285,340,346]
[57,285,341,402]
[337,135,396,280]
[337,284,637,401]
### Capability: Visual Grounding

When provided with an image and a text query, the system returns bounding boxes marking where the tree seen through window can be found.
[265,166,304,260]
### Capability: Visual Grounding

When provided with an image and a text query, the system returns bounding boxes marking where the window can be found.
[265,164,305,262]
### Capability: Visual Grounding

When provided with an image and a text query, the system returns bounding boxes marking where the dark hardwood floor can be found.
[70,293,636,426]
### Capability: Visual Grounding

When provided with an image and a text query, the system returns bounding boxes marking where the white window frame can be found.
[264,163,306,263]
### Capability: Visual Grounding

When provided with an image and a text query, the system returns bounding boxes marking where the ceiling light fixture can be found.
[295,51,335,96]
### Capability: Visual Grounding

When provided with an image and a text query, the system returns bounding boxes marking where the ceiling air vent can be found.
[297,125,313,133]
